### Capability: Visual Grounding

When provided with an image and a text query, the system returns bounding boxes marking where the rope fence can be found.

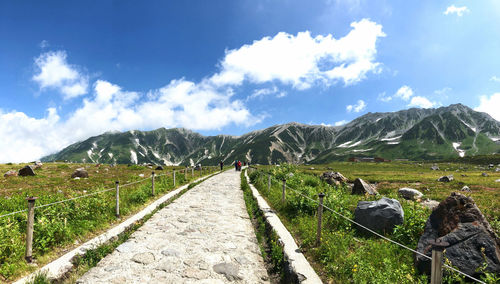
[247,166,485,284]
[0,165,220,263]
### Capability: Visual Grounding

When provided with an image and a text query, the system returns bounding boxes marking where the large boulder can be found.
[415,192,500,276]
[437,175,453,182]
[354,197,404,234]
[398,188,423,200]
[4,170,18,178]
[320,171,348,186]
[352,178,378,195]
[18,165,35,176]
[155,166,164,171]
[431,165,440,171]
[71,168,89,178]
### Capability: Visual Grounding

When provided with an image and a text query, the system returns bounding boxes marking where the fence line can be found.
[249,167,485,284]
[0,166,213,219]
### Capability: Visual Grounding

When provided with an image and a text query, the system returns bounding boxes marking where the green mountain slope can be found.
[42,104,500,165]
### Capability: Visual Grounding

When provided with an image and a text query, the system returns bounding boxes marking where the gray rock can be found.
[430,165,440,171]
[320,171,348,186]
[18,165,35,176]
[161,248,180,257]
[496,168,500,172]
[415,193,500,277]
[437,175,453,182]
[482,172,489,177]
[398,188,423,200]
[213,263,241,281]
[71,168,88,178]
[353,197,403,234]
[352,178,378,195]
[132,252,155,265]
[461,185,471,192]
[496,179,500,183]
[420,199,440,210]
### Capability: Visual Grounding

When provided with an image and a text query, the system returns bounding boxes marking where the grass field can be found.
[249,161,500,283]
[0,162,216,282]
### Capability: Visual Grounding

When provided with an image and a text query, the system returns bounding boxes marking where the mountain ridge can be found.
[42,104,500,165]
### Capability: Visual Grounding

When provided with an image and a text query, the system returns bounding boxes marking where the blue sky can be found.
[1,0,500,162]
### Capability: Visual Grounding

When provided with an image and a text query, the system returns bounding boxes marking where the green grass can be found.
[249,162,500,283]
[0,162,219,282]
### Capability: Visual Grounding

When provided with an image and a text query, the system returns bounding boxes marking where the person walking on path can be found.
[237,160,242,171]
[234,160,238,171]
[219,160,224,171]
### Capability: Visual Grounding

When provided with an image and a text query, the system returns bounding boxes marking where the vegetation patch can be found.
[249,162,500,283]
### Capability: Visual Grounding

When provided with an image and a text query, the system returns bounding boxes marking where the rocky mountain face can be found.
[42,104,500,165]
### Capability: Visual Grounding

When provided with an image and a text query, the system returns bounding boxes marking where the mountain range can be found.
[42,104,500,165]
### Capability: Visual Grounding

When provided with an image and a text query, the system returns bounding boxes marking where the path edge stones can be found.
[244,171,323,284]
[14,171,223,284]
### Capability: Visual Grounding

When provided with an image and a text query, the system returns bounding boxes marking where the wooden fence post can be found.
[151,171,155,195]
[25,197,38,263]
[282,179,286,203]
[115,181,120,217]
[173,170,176,186]
[429,239,448,284]
[316,193,325,246]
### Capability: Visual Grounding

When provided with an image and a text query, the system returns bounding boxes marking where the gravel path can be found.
[77,170,269,284]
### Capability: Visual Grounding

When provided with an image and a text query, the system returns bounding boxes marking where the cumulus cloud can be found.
[408,96,435,108]
[394,85,414,101]
[32,51,88,99]
[377,92,392,102]
[475,93,500,121]
[444,5,469,17]
[210,19,385,89]
[346,100,366,113]
[334,120,348,126]
[0,79,260,163]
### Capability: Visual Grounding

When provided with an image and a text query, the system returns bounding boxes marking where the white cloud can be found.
[246,86,286,101]
[490,76,500,82]
[434,87,451,95]
[0,79,261,163]
[475,93,500,121]
[346,100,366,113]
[377,92,392,102]
[210,19,385,89]
[334,120,348,126]
[444,5,469,17]
[32,51,88,99]
[39,40,49,49]
[408,96,435,108]
[394,85,413,101]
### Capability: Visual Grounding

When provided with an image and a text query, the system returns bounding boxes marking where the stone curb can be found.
[14,171,221,284]
[244,171,323,284]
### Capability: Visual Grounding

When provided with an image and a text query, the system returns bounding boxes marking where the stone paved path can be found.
[77,170,269,284]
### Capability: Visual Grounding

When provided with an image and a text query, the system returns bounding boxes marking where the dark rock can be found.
[353,197,404,234]
[4,170,18,177]
[213,263,241,281]
[415,193,500,277]
[155,166,164,170]
[431,165,440,171]
[18,165,35,176]
[320,171,348,186]
[352,178,378,195]
[71,168,88,178]
[437,175,453,182]
[398,187,423,200]
[482,172,489,177]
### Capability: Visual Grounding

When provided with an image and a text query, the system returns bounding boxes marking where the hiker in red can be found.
[237,160,242,171]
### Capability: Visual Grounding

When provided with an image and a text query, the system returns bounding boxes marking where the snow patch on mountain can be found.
[452,142,465,157]
[130,150,138,164]
[338,140,362,148]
